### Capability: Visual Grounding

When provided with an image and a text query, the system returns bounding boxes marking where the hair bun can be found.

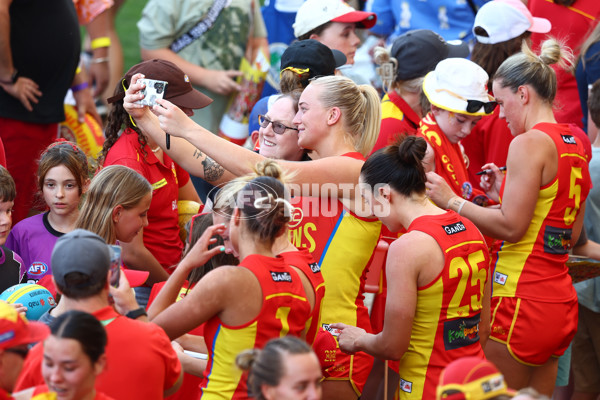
[254,160,284,181]
[396,135,427,166]
[235,348,261,371]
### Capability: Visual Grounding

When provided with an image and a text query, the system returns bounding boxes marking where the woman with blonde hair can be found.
[427,38,591,395]
[124,73,382,399]
[76,165,152,248]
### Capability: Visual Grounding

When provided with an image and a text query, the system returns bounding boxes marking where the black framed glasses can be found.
[258,115,299,135]
[5,346,29,359]
[435,88,498,114]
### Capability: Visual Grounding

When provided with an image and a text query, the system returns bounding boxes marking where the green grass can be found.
[115,0,147,72]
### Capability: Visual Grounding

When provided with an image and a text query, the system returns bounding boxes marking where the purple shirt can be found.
[5,212,63,283]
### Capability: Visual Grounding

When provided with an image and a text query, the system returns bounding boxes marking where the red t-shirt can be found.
[148,281,204,400]
[15,306,182,400]
[372,91,420,154]
[461,109,513,187]
[103,128,190,271]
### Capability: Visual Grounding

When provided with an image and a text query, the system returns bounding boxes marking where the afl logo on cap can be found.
[28,262,48,276]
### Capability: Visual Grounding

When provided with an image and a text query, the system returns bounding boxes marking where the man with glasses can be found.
[0,301,49,399]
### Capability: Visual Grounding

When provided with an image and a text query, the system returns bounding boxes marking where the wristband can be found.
[457,199,466,215]
[447,196,458,210]
[91,36,111,50]
[70,82,89,93]
[125,307,147,319]
[0,69,18,85]
[91,57,110,64]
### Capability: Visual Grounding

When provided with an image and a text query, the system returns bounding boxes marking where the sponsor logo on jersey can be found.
[561,135,576,145]
[288,207,304,229]
[443,313,480,351]
[321,323,340,337]
[310,262,321,273]
[443,221,466,235]
[543,225,572,254]
[400,379,413,393]
[494,271,508,286]
[270,271,292,282]
[28,262,48,276]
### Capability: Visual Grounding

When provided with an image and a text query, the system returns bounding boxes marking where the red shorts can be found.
[489,296,578,365]
[323,349,374,396]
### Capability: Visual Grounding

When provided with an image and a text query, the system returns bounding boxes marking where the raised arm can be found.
[152,266,258,340]
[427,131,552,242]
[124,74,363,199]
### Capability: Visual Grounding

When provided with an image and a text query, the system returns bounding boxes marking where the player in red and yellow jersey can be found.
[123,73,383,400]
[150,175,313,400]
[427,39,591,396]
[333,136,491,399]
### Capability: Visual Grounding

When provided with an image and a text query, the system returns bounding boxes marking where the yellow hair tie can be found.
[280,66,310,78]
[91,37,111,50]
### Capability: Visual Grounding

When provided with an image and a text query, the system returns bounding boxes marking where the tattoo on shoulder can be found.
[193,149,203,159]
[202,157,225,182]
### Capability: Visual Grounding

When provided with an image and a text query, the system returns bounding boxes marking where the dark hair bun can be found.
[396,135,427,166]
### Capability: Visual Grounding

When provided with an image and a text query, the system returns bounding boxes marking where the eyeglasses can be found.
[5,346,29,359]
[435,88,498,114]
[258,115,299,135]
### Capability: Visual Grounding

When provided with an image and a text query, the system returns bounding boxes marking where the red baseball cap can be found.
[437,357,514,400]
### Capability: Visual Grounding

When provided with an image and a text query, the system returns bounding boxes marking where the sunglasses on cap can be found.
[258,115,299,135]
[435,88,498,114]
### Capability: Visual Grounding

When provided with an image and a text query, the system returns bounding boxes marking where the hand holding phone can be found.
[136,78,168,107]
[108,245,122,288]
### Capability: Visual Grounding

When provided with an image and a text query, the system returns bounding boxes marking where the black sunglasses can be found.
[5,346,29,358]
[258,115,299,135]
[436,88,497,114]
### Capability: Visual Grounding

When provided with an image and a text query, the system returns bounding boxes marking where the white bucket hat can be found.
[422,58,495,116]
[473,0,551,44]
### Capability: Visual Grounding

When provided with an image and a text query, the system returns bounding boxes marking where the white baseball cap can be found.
[473,0,551,44]
[293,0,377,38]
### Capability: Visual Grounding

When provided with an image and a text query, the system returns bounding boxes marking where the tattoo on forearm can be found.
[193,149,202,159]
[202,157,225,182]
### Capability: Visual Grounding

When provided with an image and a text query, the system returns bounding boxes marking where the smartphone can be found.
[108,245,122,288]
[136,78,168,106]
